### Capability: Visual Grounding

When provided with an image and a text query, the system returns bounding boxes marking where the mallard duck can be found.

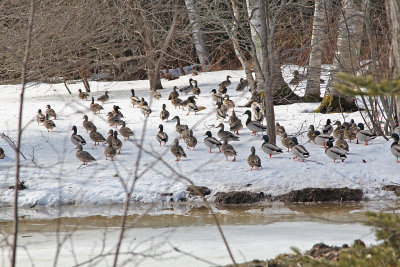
[107,112,124,128]
[170,95,183,109]
[172,116,189,138]
[130,89,141,108]
[46,105,57,120]
[140,100,152,117]
[112,131,122,154]
[254,106,264,124]
[322,119,333,135]
[0,147,4,159]
[260,135,283,158]
[236,78,248,91]
[275,122,286,136]
[325,140,347,162]
[43,114,56,132]
[160,104,170,121]
[356,123,376,145]
[186,96,199,116]
[78,89,89,100]
[219,75,231,88]
[104,140,117,161]
[71,125,86,148]
[97,91,110,103]
[152,90,161,100]
[36,109,45,125]
[335,131,349,152]
[216,101,227,120]
[344,123,358,143]
[181,128,191,140]
[204,131,222,153]
[242,110,266,136]
[223,95,235,111]
[192,80,201,96]
[89,126,106,146]
[119,121,134,140]
[218,84,227,95]
[168,86,179,100]
[156,124,168,146]
[216,123,239,142]
[247,146,261,170]
[106,129,114,144]
[314,130,335,147]
[211,89,224,104]
[228,110,243,135]
[390,133,400,163]
[281,132,295,151]
[179,78,193,95]
[90,97,104,114]
[289,70,307,85]
[333,121,343,139]
[307,125,317,143]
[221,139,237,161]
[291,137,310,161]
[76,145,96,165]
[112,105,124,119]
[184,129,197,150]
[82,115,96,133]
[171,138,187,161]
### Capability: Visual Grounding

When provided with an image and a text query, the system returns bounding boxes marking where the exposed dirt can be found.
[382,185,400,197]
[275,187,363,203]
[214,191,271,204]
[186,185,211,197]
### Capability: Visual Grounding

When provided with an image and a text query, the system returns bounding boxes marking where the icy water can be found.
[0,201,398,266]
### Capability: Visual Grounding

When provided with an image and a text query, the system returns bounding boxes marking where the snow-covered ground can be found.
[0,66,398,208]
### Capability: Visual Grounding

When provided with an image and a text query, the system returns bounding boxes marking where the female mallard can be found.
[46,105,57,120]
[236,78,248,91]
[36,109,45,125]
[322,119,333,135]
[390,133,400,163]
[172,116,189,138]
[106,129,114,144]
[43,114,56,132]
[344,123,357,143]
[204,131,222,153]
[104,140,117,161]
[356,123,376,145]
[76,145,96,165]
[160,104,170,121]
[333,121,343,139]
[307,125,317,143]
[216,123,239,142]
[254,106,264,124]
[221,139,237,161]
[291,137,310,161]
[130,89,141,108]
[112,105,124,119]
[0,147,4,159]
[171,138,187,161]
[228,110,243,135]
[184,129,197,150]
[141,101,152,117]
[168,86,179,100]
[119,121,134,140]
[90,97,103,114]
[157,124,168,146]
[260,135,283,158]
[223,95,235,111]
[211,89,224,104]
[97,91,110,103]
[152,90,161,100]
[78,89,89,100]
[82,115,96,133]
[171,95,183,109]
[107,112,124,128]
[275,122,286,136]
[325,140,347,162]
[335,131,349,152]
[247,146,261,170]
[89,126,106,146]
[216,101,227,120]
[186,96,199,116]
[112,131,122,154]
[71,125,86,148]
[219,75,231,88]
[281,132,295,151]
[314,131,335,147]
[179,78,194,95]
[218,84,227,95]
[242,110,266,136]
[192,80,201,96]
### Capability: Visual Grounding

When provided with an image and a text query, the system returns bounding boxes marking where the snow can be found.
[0,66,398,208]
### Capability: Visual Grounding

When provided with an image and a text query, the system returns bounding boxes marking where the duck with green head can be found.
[356,123,376,145]
[291,137,310,162]
[204,131,222,153]
[260,135,283,158]
[325,140,347,163]
[243,110,266,136]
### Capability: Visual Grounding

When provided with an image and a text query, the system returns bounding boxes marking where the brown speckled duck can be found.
[43,114,56,132]
[76,145,96,165]
[247,146,261,170]
[170,138,186,161]
[36,109,45,125]
[89,126,106,146]
[78,89,89,100]
[119,122,134,140]
[82,115,96,133]
[112,131,122,154]
[90,97,104,114]
[160,104,170,121]
[46,105,57,120]
[97,91,110,103]
[104,140,117,161]
[184,129,197,150]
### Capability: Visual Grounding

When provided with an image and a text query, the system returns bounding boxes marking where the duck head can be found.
[315,130,321,136]
[326,119,331,125]
[308,125,315,131]
[357,123,364,130]
[38,109,42,113]
[71,125,77,133]
[173,138,179,145]
[130,89,135,96]
[243,110,252,117]
[261,135,269,143]
[250,146,256,155]
[159,124,164,131]
[326,140,334,148]
[216,123,224,129]
[391,133,399,142]
[293,70,299,76]
[210,89,217,94]
[162,103,166,109]
[204,131,212,137]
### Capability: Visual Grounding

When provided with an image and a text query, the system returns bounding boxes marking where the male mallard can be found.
[325,140,347,162]
[390,133,400,163]
[36,109,45,125]
[216,101,227,120]
[119,121,134,140]
[89,126,106,146]
[43,114,56,132]
[152,90,161,100]
[172,116,189,138]
[97,91,110,103]
[78,89,89,100]
[291,137,310,161]
[130,89,141,108]
[192,80,201,96]
[204,131,222,153]
[184,129,197,150]
[112,131,122,154]
[333,121,343,139]
[221,139,237,161]
[322,119,333,135]
[76,145,96,165]
[90,97,104,114]
[112,105,124,119]
[168,86,179,100]
[171,138,187,161]
[106,129,114,144]
[260,135,283,158]
[254,106,264,124]
[71,125,86,148]
[160,103,170,121]
[186,96,199,116]
[247,146,261,170]
[104,140,117,161]
[314,131,335,147]
[219,75,232,88]
[211,89,224,104]
[157,124,168,146]
[107,112,124,128]
[356,123,376,145]
[216,123,239,142]
[140,100,152,117]
[335,131,349,152]
[275,122,286,136]
[223,95,235,111]
[281,132,295,151]
[228,110,243,135]
[0,147,4,159]
[236,78,248,91]
[179,78,194,95]
[242,110,266,136]
[82,115,96,133]
[46,105,57,120]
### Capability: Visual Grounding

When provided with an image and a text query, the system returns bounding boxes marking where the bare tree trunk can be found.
[305,0,328,101]
[185,0,210,70]
[79,67,91,93]
[316,0,365,113]
[148,68,163,90]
